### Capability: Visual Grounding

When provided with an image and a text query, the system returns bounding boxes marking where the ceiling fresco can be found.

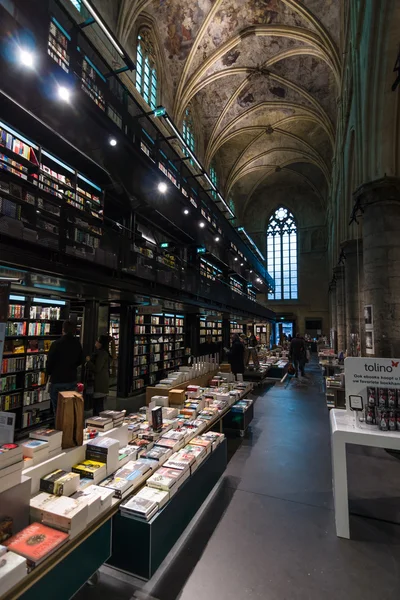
[116,0,340,212]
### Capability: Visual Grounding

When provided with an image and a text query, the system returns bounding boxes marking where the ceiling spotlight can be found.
[256,278,261,283]
[19,48,34,68]
[109,138,117,146]
[183,209,189,215]
[199,222,206,228]
[240,263,244,266]
[234,257,238,261]
[250,270,253,273]
[58,86,71,102]
[215,236,220,242]
[158,182,168,193]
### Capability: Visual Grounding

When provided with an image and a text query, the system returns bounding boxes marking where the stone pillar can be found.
[342,239,363,356]
[357,177,400,357]
[329,280,337,351]
[333,266,346,353]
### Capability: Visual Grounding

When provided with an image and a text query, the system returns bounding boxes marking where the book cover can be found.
[133,486,169,509]
[85,417,112,429]
[40,496,88,531]
[5,523,69,565]
[147,467,182,490]
[21,440,49,458]
[29,429,62,440]
[40,470,80,496]
[120,495,158,519]
[72,460,106,479]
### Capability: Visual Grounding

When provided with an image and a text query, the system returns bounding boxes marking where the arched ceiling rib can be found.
[115,0,340,212]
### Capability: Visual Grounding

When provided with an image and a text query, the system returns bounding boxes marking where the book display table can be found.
[222,403,254,437]
[107,439,227,579]
[146,369,219,404]
[330,409,400,539]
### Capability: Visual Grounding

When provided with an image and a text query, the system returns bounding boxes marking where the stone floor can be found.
[74,359,400,600]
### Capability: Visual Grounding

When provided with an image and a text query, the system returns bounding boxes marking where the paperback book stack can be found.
[120,486,169,521]
[0,444,23,494]
[72,460,107,484]
[0,547,27,596]
[146,466,187,494]
[99,459,153,499]
[29,494,88,540]
[21,440,49,467]
[72,485,114,523]
[85,416,113,432]
[99,410,125,428]
[86,437,119,476]
[5,522,69,569]
[29,429,63,458]
[39,469,80,496]
[118,445,138,467]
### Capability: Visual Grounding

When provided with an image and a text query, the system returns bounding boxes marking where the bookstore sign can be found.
[345,357,400,414]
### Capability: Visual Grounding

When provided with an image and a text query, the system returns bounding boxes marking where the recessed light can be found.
[19,48,34,68]
[158,182,168,193]
[234,257,238,261]
[240,263,244,266]
[215,236,220,242]
[58,86,71,102]
[250,270,253,273]
[109,138,117,146]
[199,222,206,228]
[183,209,189,215]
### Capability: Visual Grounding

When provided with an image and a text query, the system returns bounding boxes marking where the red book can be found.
[5,523,69,566]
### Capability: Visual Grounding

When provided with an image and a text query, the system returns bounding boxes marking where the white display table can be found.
[330,409,400,538]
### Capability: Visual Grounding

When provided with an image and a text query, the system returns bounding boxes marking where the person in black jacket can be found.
[226,334,245,378]
[46,320,83,414]
[289,333,307,377]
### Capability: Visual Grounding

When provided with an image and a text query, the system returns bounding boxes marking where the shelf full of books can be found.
[230,321,245,337]
[255,323,269,345]
[0,119,105,257]
[1,293,68,434]
[132,312,186,393]
[199,317,222,345]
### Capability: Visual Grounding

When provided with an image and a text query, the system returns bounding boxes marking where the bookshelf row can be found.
[199,318,222,345]
[132,313,187,393]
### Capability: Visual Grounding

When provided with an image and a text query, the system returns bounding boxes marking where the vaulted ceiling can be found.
[114,0,340,217]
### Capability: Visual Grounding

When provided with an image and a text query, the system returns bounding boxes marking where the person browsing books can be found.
[289,333,307,378]
[225,334,245,379]
[85,335,110,416]
[46,320,83,414]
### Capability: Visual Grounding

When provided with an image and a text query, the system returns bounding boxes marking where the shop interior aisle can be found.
[75,360,400,600]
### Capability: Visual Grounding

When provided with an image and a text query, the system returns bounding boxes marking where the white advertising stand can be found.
[331,357,400,538]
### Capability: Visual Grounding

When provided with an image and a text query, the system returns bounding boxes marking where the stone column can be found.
[357,177,400,357]
[342,239,363,356]
[329,280,337,351]
[333,266,346,353]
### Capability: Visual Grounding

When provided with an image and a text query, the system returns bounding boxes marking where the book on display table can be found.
[5,523,69,568]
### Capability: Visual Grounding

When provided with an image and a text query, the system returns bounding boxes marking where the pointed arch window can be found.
[209,164,218,199]
[136,30,157,110]
[182,107,195,162]
[267,207,298,300]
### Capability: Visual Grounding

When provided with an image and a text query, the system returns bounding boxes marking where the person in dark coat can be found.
[200,335,217,356]
[289,333,307,377]
[226,333,245,378]
[85,335,110,416]
[46,320,83,414]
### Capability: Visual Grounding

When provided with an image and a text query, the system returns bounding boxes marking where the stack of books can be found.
[164,452,195,475]
[29,429,63,458]
[85,416,113,432]
[120,487,169,521]
[190,436,212,456]
[118,445,138,468]
[0,548,27,596]
[98,475,132,500]
[85,437,119,476]
[0,443,23,494]
[39,469,80,496]
[201,431,225,450]
[29,495,88,539]
[146,466,187,494]
[99,410,125,428]
[72,460,107,484]
[5,522,69,569]
[72,485,114,522]
[140,445,172,465]
[21,440,49,466]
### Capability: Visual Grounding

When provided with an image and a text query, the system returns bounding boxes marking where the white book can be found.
[40,496,89,535]
[133,486,169,510]
[0,551,27,596]
[21,440,49,458]
[0,461,23,495]
[30,492,56,522]
[29,429,62,451]
[72,489,101,523]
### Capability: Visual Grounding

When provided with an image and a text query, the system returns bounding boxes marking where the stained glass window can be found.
[136,31,157,110]
[267,207,298,300]
[69,0,82,11]
[182,107,195,163]
[210,165,218,199]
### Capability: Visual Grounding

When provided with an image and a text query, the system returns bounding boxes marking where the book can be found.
[98,476,132,499]
[29,429,62,451]
[189,437,212,455]
[39,496,89,538]
[163,456,192,474]
[85,417,113,431]
[5,523,69,567]
[129,486,169,511]
[154,438,181,452]
[21,440,49,458]
[0,444,23,469]
[71,488,101,523]
[140,446,171,464]
[40,470,80,496]
[114,460,152,489]
[72,460,106,483]
[30,492,57,522]
[0,461,23,495]
[0,551,27,596]
[120,495,158,521]
[146,467,182,491]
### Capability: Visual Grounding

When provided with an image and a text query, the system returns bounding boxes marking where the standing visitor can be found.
[225,333,245,379]
[289,333,307,377]
[85,335,110,416]
[46,320,83,414]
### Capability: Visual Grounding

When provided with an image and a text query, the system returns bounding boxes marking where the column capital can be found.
[340,238,363,255]
[354,176,400,207]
